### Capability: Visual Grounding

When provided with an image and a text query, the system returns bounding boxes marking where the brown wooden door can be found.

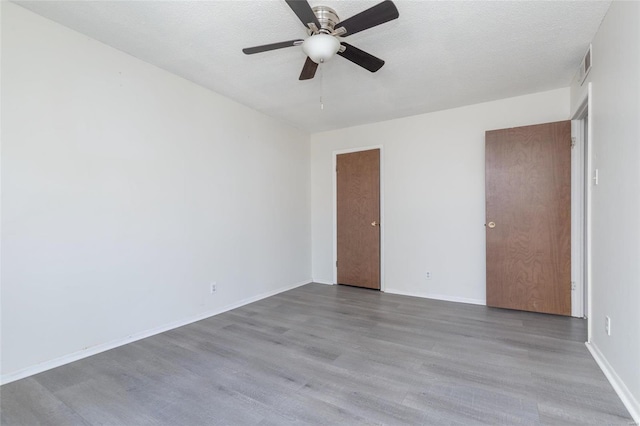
[485,121,571,315]
[337,149,381,290]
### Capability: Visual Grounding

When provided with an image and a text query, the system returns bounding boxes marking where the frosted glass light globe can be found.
[302,34,340,64]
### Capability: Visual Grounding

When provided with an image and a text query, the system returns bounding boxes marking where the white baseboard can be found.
[384,288,485,306]
[311,280,334,285]
[586,342,640,424]
[0,279,312,386]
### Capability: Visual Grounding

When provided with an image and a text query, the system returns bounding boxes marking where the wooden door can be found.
[485,121,571,315]
[337,149,381,290]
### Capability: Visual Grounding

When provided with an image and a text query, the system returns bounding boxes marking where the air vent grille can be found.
[579,44,592,85]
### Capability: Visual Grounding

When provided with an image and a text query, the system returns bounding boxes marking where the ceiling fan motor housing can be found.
[311,6,340,34]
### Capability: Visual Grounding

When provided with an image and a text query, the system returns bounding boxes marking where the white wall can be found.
[311,89,569,304]
[570,1,640,421]
[1,3,311,381]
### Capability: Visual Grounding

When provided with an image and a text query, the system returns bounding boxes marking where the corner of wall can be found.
[586,342,640,424]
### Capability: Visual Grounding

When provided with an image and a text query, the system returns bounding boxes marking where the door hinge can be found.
[571,137,576,148]
[335,260,338,267]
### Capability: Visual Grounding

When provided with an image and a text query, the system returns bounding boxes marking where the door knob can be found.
[487,221,496,229]
[371,221,380,227]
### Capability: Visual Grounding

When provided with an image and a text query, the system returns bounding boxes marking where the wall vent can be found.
[578,44,592,85]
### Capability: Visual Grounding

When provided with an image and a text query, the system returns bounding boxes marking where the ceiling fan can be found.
[242,0,399,80]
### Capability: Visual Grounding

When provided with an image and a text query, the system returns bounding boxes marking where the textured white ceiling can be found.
[14,0,611,133]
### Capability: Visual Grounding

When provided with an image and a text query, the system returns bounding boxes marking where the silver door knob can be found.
[487,222,496,229]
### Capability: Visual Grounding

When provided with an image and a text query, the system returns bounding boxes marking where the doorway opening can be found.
[571,83,592,330]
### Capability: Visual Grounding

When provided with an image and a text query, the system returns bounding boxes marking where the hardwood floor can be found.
[1,283,634,425]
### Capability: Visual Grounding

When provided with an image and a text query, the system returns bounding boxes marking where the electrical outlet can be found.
[605,316,611,336]
[425,271,432,280]
[210,282,217,294]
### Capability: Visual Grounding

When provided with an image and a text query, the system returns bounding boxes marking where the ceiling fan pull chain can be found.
[320,65,324,110]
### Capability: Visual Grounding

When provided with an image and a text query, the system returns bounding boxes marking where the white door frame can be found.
[571,83,592,332]
[332,145,385,291]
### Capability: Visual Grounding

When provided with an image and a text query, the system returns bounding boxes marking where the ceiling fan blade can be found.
[285,0,321,30]
[335,0,399,37]
[242,39,303,55]
[337,43,385,72]
[299,57,319,80]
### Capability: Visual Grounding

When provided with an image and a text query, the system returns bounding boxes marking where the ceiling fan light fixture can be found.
[302,34,340,64]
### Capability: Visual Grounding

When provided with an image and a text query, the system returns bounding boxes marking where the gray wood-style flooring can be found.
[1,283,634,425]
